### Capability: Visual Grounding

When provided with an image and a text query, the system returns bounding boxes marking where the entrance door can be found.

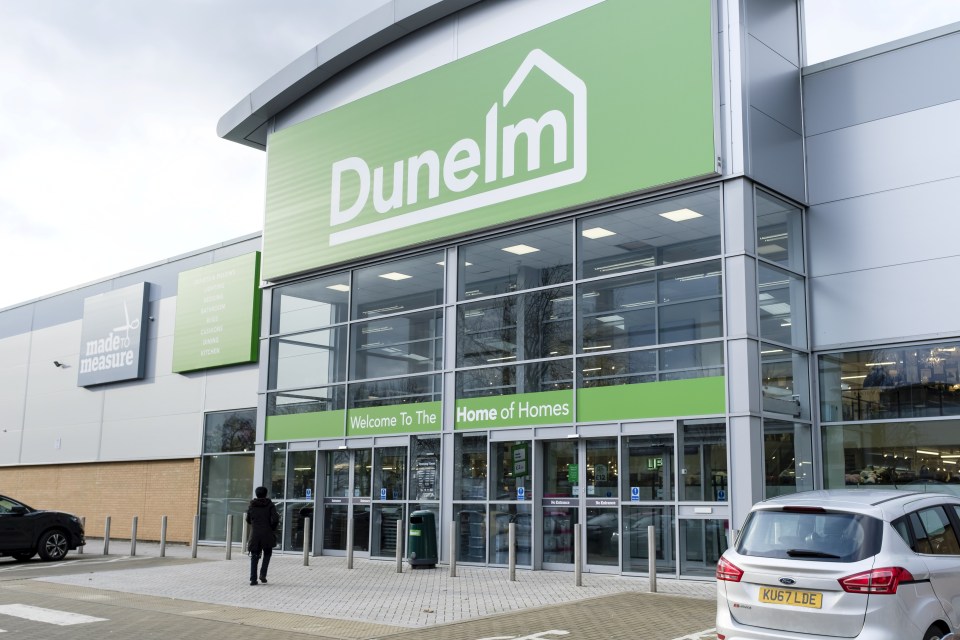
[541,439,578,568]
[621,425,676,575]
[321,448,371,555]
[371,445,408,558]
[583,437,619,572]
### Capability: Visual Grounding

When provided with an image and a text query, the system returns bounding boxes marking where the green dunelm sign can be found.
[172,252,262,373]
[262,0,716,281]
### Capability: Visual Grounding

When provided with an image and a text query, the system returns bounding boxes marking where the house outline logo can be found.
[328,48,587,247]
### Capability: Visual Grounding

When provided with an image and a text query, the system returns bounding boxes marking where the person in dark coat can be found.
[246,486,280,586]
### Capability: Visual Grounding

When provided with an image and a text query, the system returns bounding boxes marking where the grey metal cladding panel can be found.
[807,176,960,278]
[744,0,799,67]
[0,304,34,340]
[211,237,261,262]
[30,281,113,331]
[806,100,960,205]
[810,256,960,349]
[747,107,806,203]
[747,36,802,134]
[804,32,960,136]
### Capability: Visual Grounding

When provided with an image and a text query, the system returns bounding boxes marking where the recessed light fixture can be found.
[436,261,470,266]
[582,227,616,239]
[501,244,540,255]
[659,208,702,222]
[327,284,350,292]
[379,272,412,281]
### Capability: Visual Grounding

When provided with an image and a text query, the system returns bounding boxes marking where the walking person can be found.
[246,486,280,586]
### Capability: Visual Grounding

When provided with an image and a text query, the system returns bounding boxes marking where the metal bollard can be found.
[346,511,354,570]
[648,525,657,593]
[225,514,234,560]
[241,519,249,553]
[160,516,168,557]
[103,516,111,556]
[130,516,138,556]
[449,522,457,577]
[79,517,85,554]
[509,522,516,582]
[574,526,582,587]
[396,519,403,573]
[303,517,311,566]
[191,514,200,558]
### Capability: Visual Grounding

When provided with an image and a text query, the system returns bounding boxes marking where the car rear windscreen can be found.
[737,509,882,562]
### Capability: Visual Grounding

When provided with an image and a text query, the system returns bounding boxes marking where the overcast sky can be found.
[2,0,959,310]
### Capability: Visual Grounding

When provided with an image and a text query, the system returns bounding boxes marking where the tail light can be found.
[716,556,743,582]
[839,567,914,594]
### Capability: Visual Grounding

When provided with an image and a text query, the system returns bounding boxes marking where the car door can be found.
[0,496,33,551]
[912,504,960,631]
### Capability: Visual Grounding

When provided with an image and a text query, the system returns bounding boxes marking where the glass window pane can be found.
[658,298,723,344]
[284,502,311,552]
[325,450,351,498]
[756,190,804,273]
[372,504,406,557]
[271,274,349,334]
[679,421,727,502]
[578,350,657,388]
[352,252,444,319]
[459,223,572,299]
[269,327,347,390]
[620,505,675,574]
[819,342,960,422]
[762,344,810,420]
[543,440,578,497]
[587,438,618,498]
[353,449,372,498]
[680,519,729,577]
[457,287,573,366]
[659,343,725,379]
[374,446,407,501]
[763,419,814,499]
[199,453,254,542]
[286,451,316,500]
[267,385,345,417]
[490,504,532,565]
[410,436,440,501]
[491,441,532,500]
[658,260,722,303]
[456,504,487,562]
[578,188,721,278]
[578,272,656,352]
[323,504,348,550]
[351,309,442,379]
[822,420,960,496]
[454,434,487,500]
[349,374,441,409]
[203,409,256,453]
[264,443,287,499]
[543,506,578,564]
[916,507,960,555]
[456,360,573,399]
[758,263,807,348]
[623,434,675,501]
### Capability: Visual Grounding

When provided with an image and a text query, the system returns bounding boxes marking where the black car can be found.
[0,495,85,561]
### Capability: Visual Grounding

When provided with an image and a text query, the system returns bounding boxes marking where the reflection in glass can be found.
[489,504,532,565]
[286,451,316,500]
[265,444,287,500]
[679,421,727,501]
[454,434,487,500]
[410,437,440,501]
[456,360,573,399]
[459,223,573,299]
[323,505,347,551]
[543,440,578,497]
[349,374,441,408]
[353,449,372,498]
[659,343,725,379]
[623,434,674,501]
[351,309,443,379]
[284,501,313,552]
[457,286,573,366]
[586,508,618,565]
[271,274,349,334]
[578,272,655,352]
[491,441,532,500]
[352,252,444,319]
[372,504,406,557]
[325,450,350,498]
[764,419,814,498]
[680,519,728,577]
[578,351,656,388]
[268,386,345,417]
[620,506,675,574]
[823,420,960,496]
[578,188,722,278]
[756,190,804,273]
[374,447,407,501]
[587,438,618,499]
[269,328,347,390]
[758,263,807,348]
[203,410,256,454]
[199,453,254,542]
[543,507,578,564]
[352,505,371,552]
[761,344,809,419]
[456,504,487,562]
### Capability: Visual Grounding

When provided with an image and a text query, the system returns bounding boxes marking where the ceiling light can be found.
[865,361,896,367]
[917,449,940,456]
[757,244,785,255]
[583,345,612,350]
[659,208,702,222]
[379,272,412,280]
[327,284,350,292]
[582,227,616,239]
[502,244,540,255]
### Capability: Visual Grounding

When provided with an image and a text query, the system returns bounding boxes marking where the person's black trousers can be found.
[250,547,272,582]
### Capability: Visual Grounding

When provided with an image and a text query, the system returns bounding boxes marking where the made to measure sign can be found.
[77,282,150,387]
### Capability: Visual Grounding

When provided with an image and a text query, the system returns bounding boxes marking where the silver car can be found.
[716,489,960,640]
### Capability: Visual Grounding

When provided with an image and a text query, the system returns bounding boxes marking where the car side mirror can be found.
[10,506,27,516]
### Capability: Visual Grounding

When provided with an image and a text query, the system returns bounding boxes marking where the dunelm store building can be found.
[3,0,960,580]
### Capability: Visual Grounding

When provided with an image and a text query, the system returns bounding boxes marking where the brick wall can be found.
[0,459,200,543]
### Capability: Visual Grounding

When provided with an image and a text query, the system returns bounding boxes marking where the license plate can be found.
[758,586,823,609]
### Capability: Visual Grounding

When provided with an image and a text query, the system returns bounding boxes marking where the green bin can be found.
[408,510,438,568]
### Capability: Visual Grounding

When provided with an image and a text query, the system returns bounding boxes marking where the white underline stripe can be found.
[0,604,108,626]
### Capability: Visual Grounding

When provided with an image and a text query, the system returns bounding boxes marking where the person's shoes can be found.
[259,576,267,584]
[250,580,258,586]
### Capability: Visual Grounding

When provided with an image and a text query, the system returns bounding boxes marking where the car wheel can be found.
[923,624,948,640]
[37,529,69,561]
[12,551,35,562]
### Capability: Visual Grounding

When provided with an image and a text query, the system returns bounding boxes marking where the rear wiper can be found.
[786,549,841,559]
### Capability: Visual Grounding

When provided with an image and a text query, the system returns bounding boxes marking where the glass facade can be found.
[199,409,256,542]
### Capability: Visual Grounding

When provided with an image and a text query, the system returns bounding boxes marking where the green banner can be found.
[346,402,442,436]
[455,389,573,430]
[265,410,345,441]
[576,376,725,423]
[262,0,716,281]
[172,252,261,372]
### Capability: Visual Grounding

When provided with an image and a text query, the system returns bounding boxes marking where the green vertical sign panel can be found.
[172,252,261,372]
[262,0,716,281]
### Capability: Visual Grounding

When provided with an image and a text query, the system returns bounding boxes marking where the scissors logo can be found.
[113,301,141,348]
